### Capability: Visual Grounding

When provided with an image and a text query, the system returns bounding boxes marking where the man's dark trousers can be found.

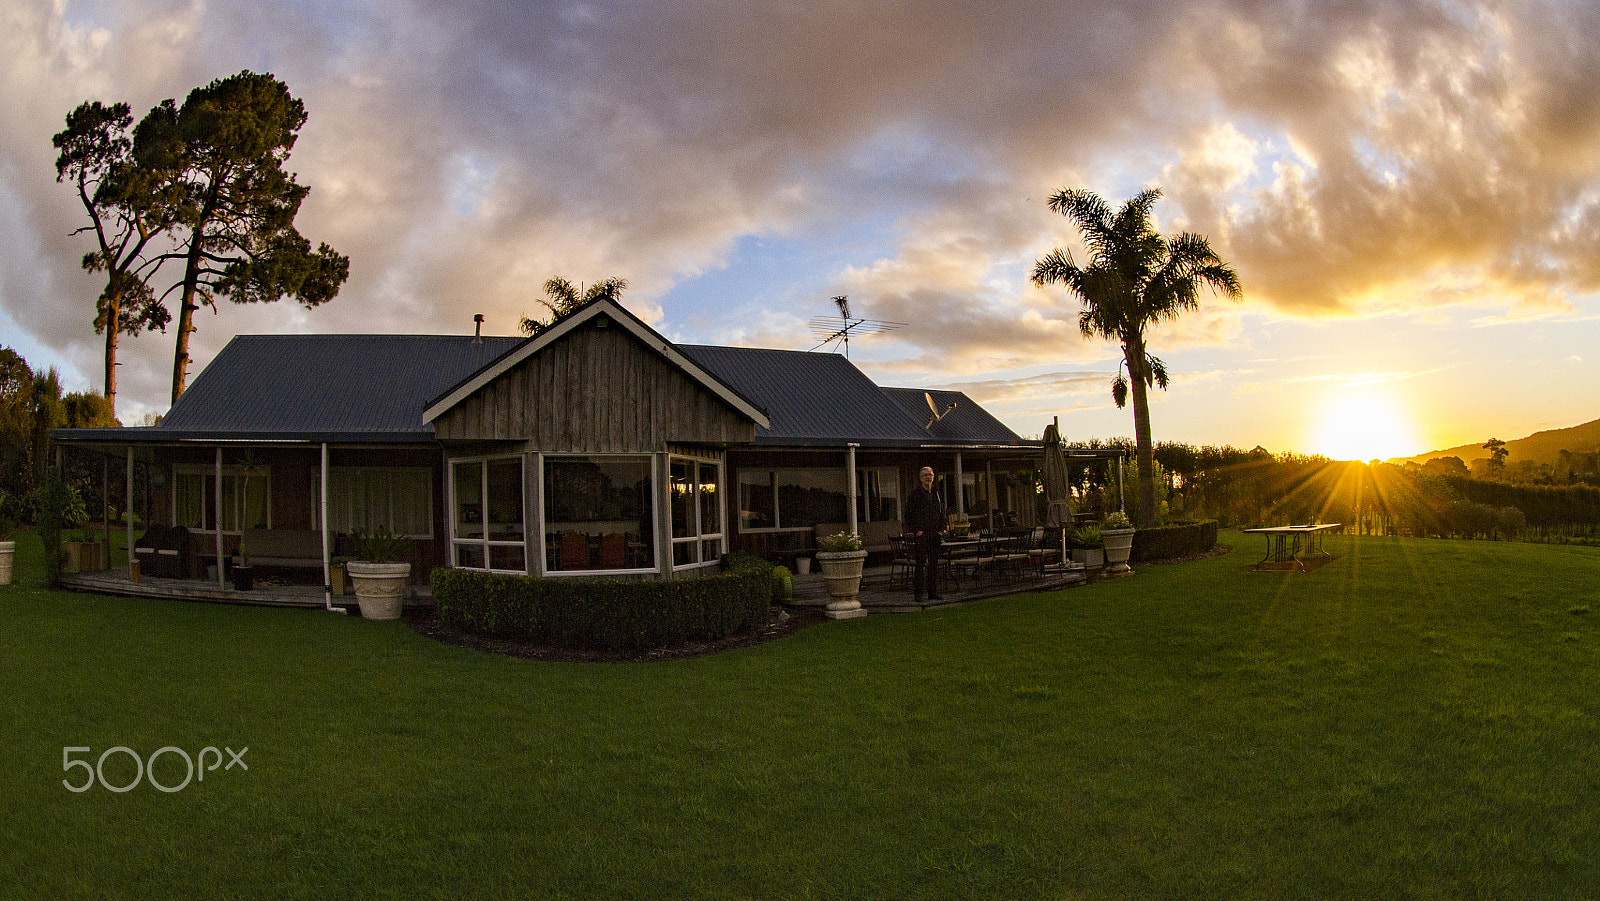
[913,532,942,599]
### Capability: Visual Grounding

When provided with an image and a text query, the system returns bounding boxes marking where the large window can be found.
[544,456,655,572]
[670,458,722,568]
[319,467,432,538]
[451,457,526,573]
[856,468,900,523]
[173,466,270,534]
[739,467,902,530]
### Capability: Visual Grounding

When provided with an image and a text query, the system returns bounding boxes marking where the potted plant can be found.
[0,491,16,586]
[230,453,260,590]
[347,527,412,620]
[1071,525,1105,569]
[814,530,868,619]
[1100,510,1136,575]
[28,475,88,588]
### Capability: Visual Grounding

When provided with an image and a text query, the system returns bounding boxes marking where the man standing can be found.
[906,465,947,601]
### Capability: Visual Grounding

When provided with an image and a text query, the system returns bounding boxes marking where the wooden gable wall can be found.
[431,322,756,452]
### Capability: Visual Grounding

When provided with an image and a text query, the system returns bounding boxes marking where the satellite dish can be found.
[924,391,957,429]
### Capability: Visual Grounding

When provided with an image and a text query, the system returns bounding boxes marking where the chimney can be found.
[472,313,484,344]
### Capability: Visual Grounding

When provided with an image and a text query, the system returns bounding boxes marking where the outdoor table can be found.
[1244,524,1341,571]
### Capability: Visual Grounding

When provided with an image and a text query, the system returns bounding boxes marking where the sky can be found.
[3,0,1598,461]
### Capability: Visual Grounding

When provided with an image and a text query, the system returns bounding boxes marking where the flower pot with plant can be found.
[1071,525,1105,569]
[0,491,17,586]
[347,527,412,619]
[814,531,868,619]
[1100,511,1136,574]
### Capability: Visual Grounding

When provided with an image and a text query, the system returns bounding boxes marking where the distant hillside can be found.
[1395,417,1600,468]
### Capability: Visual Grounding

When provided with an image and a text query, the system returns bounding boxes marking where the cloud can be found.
[2,0,1598,427]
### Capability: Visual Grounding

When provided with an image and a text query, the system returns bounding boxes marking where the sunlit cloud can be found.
[0,0,1596,445]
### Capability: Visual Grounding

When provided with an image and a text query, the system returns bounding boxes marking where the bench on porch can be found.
[814,520,904,558]
[233,528,327,573]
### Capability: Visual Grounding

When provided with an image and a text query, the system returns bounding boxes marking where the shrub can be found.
[431,556,772,653]
[1130,520,1220,562]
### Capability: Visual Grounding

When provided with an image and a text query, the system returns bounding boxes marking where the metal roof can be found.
[881,387,1029,446]
[156,334,523,441]
[678,346,1029,448]
[55,334,1029,450]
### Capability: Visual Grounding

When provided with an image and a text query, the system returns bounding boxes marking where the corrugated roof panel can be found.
[881,387,1028,446]
[160,335,525,436]
[678,346,929,444]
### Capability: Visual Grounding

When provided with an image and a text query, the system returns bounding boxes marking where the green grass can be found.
[4,530,1599,899]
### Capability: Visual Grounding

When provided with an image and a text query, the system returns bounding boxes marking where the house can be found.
[54,298,1101,587]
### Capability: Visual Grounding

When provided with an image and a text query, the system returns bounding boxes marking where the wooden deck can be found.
[60,562,1089,614]
[790,562,1091,612]
[57,567,429,610]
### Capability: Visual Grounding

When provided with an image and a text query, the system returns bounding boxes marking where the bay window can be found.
[543,455,655,572]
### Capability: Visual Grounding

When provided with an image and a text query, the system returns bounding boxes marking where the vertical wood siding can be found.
[433,325,755,450]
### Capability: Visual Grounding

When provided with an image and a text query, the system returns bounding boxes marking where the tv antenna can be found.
[809,295,904,357]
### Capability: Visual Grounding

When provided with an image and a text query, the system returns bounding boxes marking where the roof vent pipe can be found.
[472,314,484,344]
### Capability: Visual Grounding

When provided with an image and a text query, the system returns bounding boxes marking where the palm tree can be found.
[519,276,628,336]
[1031,187,1241,527]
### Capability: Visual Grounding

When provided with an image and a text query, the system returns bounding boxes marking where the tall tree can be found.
[1032,187,1242,527]
[53,101,174,415]
[133,71,349,404]
[519,276,627,336]
[1482,437,1509,475]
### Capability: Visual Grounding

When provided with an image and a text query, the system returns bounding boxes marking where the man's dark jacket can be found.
[906,486,947,539]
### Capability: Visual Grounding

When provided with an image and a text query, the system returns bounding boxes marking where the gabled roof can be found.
[54,317,1028,451]
[679,346,1030,448]
[93,334,523,443]
[422,298,770,429]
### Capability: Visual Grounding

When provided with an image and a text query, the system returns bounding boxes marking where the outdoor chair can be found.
[599,533,627,569]
[993,531,1031,582]
[1028,527,1063,576]
[887,535,914,589]
[559,531,590,570]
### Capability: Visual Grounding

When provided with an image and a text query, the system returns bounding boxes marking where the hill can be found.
[1395,417,1600,468]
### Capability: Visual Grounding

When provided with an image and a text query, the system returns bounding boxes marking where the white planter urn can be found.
[0,539,13,586]
[814,549,868,619]
[346,561,412,620]
[1101,528,1136,575]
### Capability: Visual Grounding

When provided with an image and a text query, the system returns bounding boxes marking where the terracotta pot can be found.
[347,561,411,620]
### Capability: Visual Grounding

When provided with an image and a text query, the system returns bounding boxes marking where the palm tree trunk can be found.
[1124,338,1159,528]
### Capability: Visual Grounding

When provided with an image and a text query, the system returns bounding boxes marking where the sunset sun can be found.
[1311,390,1420,462]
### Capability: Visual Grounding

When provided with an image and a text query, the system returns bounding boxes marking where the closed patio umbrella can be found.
[1042,421,1073,529]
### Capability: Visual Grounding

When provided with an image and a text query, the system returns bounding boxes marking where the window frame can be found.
[669,455,724,571]
[448,454,528,575]
[171,465,272,535]
[539,453,660,577]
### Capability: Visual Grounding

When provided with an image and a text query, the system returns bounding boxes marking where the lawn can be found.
[3,530,1598,899]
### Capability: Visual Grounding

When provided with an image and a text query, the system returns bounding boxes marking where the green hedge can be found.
[431,556,772,652]
[1130,520,1220,562]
